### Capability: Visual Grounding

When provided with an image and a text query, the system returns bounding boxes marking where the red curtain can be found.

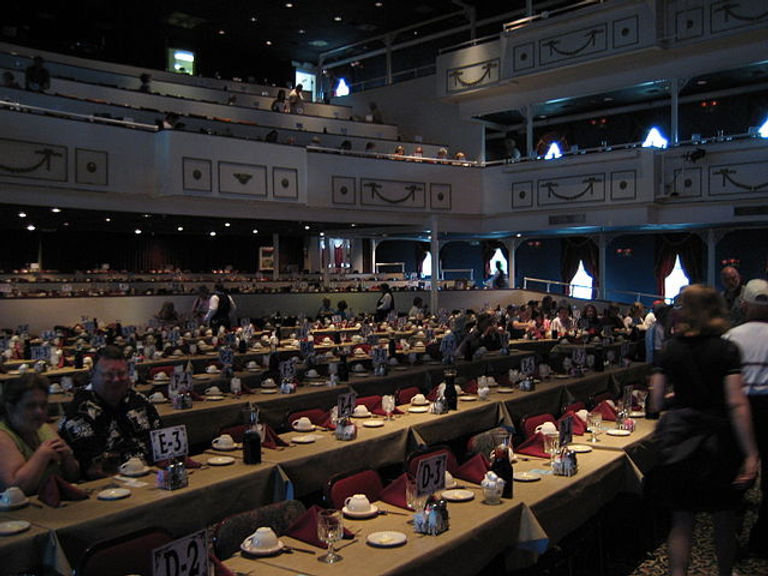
[654,233,705,296]
[561,237,598,295]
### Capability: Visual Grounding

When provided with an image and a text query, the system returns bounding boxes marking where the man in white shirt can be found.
[203,283,237,332]
[723,278,768,556]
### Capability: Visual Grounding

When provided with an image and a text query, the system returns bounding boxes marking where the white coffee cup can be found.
[353,405,371,417]
[1,486,26,506]
[246,361,258,369]
[535,421,558,435]
[262,378,276,388]
[306,369,319,378]
[292,417,313,431]
[206,365,219,374]
[48,383,63,394]
[478,387,490,400]
[345,493,371,512]
[212,434,235,449]
[206,386,222,395]
[149,391,165,402]
[248,527,279,549]
[119,457,144,474]
[445,471,455,488]
[411,394,427,405]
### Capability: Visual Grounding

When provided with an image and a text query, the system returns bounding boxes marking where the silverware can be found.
[378,509,409,516]
[283,545,316,555]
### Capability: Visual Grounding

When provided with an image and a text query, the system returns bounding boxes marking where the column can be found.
[671,78,686,146]
[370,239,378,275]
[349,238,364,274]
[320,237,330,288]
[525,105,534,159]
[272,233,280,282]
[504,238,521,289]
[307,236,322,273]
[598,234,607,300]
[430,215,440,314]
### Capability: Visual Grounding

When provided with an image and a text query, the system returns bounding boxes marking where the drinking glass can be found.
[405,476,427,512]
[587,412,603,443]
[543,432,560,464]
[382,395,395,420]
[317,509,343,563]
[634,389,648,414]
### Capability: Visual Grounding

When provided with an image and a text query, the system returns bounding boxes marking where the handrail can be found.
[440,268,474,281]
[0,98,158,131]
[523,276,669,305]
[502,0,603,33]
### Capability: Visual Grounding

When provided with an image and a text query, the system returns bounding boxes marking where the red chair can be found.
[521,413,556,439]
[356,395,382,412]
[149,365,175,379]
[406,445,459,476]
[397,387,420,405]
[218,424,246,442]
[563,401,586,414]
[590,391,614,408]
[76,527,173,576]
[325,468,384,509]
[287,408,327,427]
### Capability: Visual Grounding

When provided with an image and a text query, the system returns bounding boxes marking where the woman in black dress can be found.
[649,285,758,576]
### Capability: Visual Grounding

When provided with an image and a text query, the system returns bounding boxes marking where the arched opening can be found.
[663,254,690,302]
[569,260,593,299]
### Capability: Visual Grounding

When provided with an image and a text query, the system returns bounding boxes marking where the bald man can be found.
[721,266,745,326]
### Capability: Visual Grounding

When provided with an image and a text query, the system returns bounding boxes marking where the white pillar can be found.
[598,234,607,300]
[272,233,280,281]
[430,215,440,314]
[371,239,378,275]
[504,239,521,289]
[525,105,534,159]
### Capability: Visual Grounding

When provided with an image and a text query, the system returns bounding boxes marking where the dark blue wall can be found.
[375,240,419,274]
[605,234,657,302]
[716,229,768,290]
[440,241,485,285]
[514,238,563,291]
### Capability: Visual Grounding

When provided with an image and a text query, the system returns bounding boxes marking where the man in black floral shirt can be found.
[60,345,162,479]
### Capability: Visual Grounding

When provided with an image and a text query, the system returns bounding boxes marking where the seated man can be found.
[457,313,501,359]
[60,345,162,479]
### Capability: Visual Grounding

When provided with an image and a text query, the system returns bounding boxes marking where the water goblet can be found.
[382,394,395,420]
[405,475,427,512]
[317,509,343,563]
[543,432,560,465]
[587,412,603,443]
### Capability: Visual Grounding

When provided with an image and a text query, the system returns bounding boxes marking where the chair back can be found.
[562,401,586,414]
[286,408,327,427]
[325,468,384,509]
[397,387,420,405]
[212,500,306,560]
[76,527,173,576]
[466,426,515,459]
[149,365,174,379]
[406,445,458,476]
[521,413,556,439]
[218,424,247,443]
[589,391,614,409]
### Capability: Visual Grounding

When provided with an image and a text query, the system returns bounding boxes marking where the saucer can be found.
[607,429,631,436]
[240,540,285,557]
[119,465,151,477]
[0,520,31,536]
[292,434,320,444]
[366,531,407,548]
[343,504,379,519]
[150,397,168,404]
[351,411,372,418]
[362,419,385,428]
[497,387,515,393]
[261,389,278,394]
[0,497,29,511]
[205,395,225,401]
[513,472,541,482]
[246,368,261,372]
[292,425,315,432]
[441,489,474,502]
[207,456,236,466]
[192,374,211,380]
[459,396,477,402]
[629,411,645,418]
[568,444,593,453]
[211,443,239,451]
[97,487,131,500]
[408,406,429,413]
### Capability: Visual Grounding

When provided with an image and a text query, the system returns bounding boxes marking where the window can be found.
[569,260,593,299]
[759,117,768,138]
[544,142,562,159]
[489,247,508,277]
[642,127,668,149]
[663,255,690,302]
[167,49,195,75]
[335,78,350,97]
[421,252,432,278]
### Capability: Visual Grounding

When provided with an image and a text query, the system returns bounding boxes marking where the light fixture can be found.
[18,211,26,218]
[333,15,342,21]
[177,226,184,232]
[134,229,142,235]
[285,2,293,7]
[515,233,522,238]
[266,40,272,46]
[298,29,306,34]
[26,224,35,231]
[304,225,310,230]
[143,214,150,218]
[105,217,111,222]
[350,223,356,227]
[217,29,226,35]
[224,222,231,227]
[642,127,668,149]
[209,231,217,237]
[51,207,61,213]
[250,16,257,22]
[375,1,383,6]
[252,229,259,234]
[320,232,325,237]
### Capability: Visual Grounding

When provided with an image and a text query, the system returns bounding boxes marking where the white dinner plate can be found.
[441,489,475,502]
[97,487,131,501]
[292,434,320,444]
[240,540,285,557]
[261,388,278,394]
[393,366,408,371]
[408,406,429,413]
[513,472,541,482]
[0,520,31,536]
[292,425,316,432]
[366,531,407,548]
[207,456,236,466]
[363,419,385,428]
[606,429,631,436]
[410,400,429,406]
[568,444,593,453]
[459,396,477,402]
[352,372,370,377]
[246,367,262,372]
[497,387,515,393]
[629,411,645,418]
[343,504,379,519]
[0,497,29,511]
[119,465,151,477]
[205,395,225,401]
[150,398,168,404]
[192,374,211,380]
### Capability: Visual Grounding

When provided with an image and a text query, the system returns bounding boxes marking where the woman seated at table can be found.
[577,303,601,335]
[525,309,551,340]
[0,374,79,494]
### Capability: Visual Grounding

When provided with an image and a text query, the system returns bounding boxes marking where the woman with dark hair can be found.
[0,374,79,493]
[375,284,395,322]
[648,285,758,576]
[578,303,601,335]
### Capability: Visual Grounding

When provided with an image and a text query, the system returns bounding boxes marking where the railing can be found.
[522,276,596,298]
[0,98,158,131]
[523,276,668,305]
[441,268,474,281]
[375,262,406,274]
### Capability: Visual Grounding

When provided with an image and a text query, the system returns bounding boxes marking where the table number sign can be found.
[83,321,96,334]
[41,330,56,342]
[121,325,138,337]
[559,416,573,446]
[152,529,208,576]
[31,344,50,361]
[150,425,189,462]
[118,282,130,292]
[332,314,342,324]
[520,355,536,375]
[17,324,30,336]
[240,318,251,328]
[372,347,388,365]
[572,347,586,367]
[279,358,296,382]
[415,453,447,497]
[620,342,631,359]
[440,333,457,363]
[168,329,181,345]
[337,391,357,418]
[300,339,315,358]
[218,348,234,366]
[185,320,198,331]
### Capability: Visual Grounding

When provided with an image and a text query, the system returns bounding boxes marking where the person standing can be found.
[288,84,304,113]
[25,56,50,92]
[204,283,236,332]
[721,266,745,326]
[491,261,507,289]
[191,285,210,323]
[375,283,395,322]
[723,278,768,557]
[648,285,758,576]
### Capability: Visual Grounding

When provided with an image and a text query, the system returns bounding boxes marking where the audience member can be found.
[155,301,179,324]
[191,285,210,322]
[648,285,757,576]
[317,297,333,320]
[723,278,768,557]
[408,297,424,318]
[436,148,449,161]
[0,374,79,494]
[60,346,162,479]
[139,73,152,93]
[3,71,21,89]
[288,84,304,113]
[457,313,501,358]
[365,141,377,154]
[369,102,383,123]
[491,261,506,289]
[25,56,50,92]
[203,283,236,331]
[578,303,601,334]
[550,306,575,337]
[339,140,352,151]
[375,283,395,321]
[271,89,287,112]
[336,300,349,320]
[721,265,745,325]
[265,129,279,143]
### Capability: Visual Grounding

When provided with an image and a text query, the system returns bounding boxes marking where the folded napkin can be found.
[378,473,409,509]
[209,553,235,576]
[38,474,89,507]
[365,396,404,416]
[454,453,489,484]
[285,505,354,548]
[261,423,289,449]
[319,410,337,430]
[189,390,204,401]
[356,395,382,412]
[157,456,203,469]
[515,433,549,459]
[426,386,440,402]
[463,379,478,394]
[593,400,617,421]
[557,411,586,436]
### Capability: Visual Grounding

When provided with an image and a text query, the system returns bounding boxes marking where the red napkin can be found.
[38,474,89,507]
[261,424,289,449]
[462,379,478,394]
[285,505,354,548]
[515,433,549,459]
[426,386,440,402]
[209,553,235,576]
[454,453,489,484]
[378,473,410,509]
[593,400,617,421]
[189,390,204,401]
[319,410,337,430]
[558,411,586,436]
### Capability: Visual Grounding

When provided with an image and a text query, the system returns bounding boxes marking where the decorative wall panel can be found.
[75,149,108,186]
[182,157,212,192]
[360,178,426,209]
[332,176,356,205]
[0,138,67,182]
[537,173,606,206]
[218,162,267,196]
[273,167,299,200]
[429,184,452,210]
[446,59,500,94]
[709,161,768,196]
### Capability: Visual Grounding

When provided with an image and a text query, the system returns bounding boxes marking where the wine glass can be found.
[317,509,343,563]
[587,412,603,443]
[543,432,560,465]
[405,475,427,512]
[382,395,395,420]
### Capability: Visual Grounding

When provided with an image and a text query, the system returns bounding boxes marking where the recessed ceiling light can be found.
[697,79,707,85]
[333,15,342,22]
[134,229,142,235]
[105,217,111,222]
[250,16,257,22]
[209,231,217,237]
[320,232,325,237]
[177,226,184,232]
[252,229,258,234]
[266,40,272,46]
[516,233,522,238]
[63,222,70,227]
[224,222,231,227]
[51,207,61,213]
[18,212,26,218]
[26,224,35,231]
[304,225,310,230]
[375,1,383,6]
[309,40,328,47]
[298,28,306,34]
[143,214,150,218]
[603,97,614,102]
[285,2,294,7]
[218,29,226,35]
[350,223,356,227]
